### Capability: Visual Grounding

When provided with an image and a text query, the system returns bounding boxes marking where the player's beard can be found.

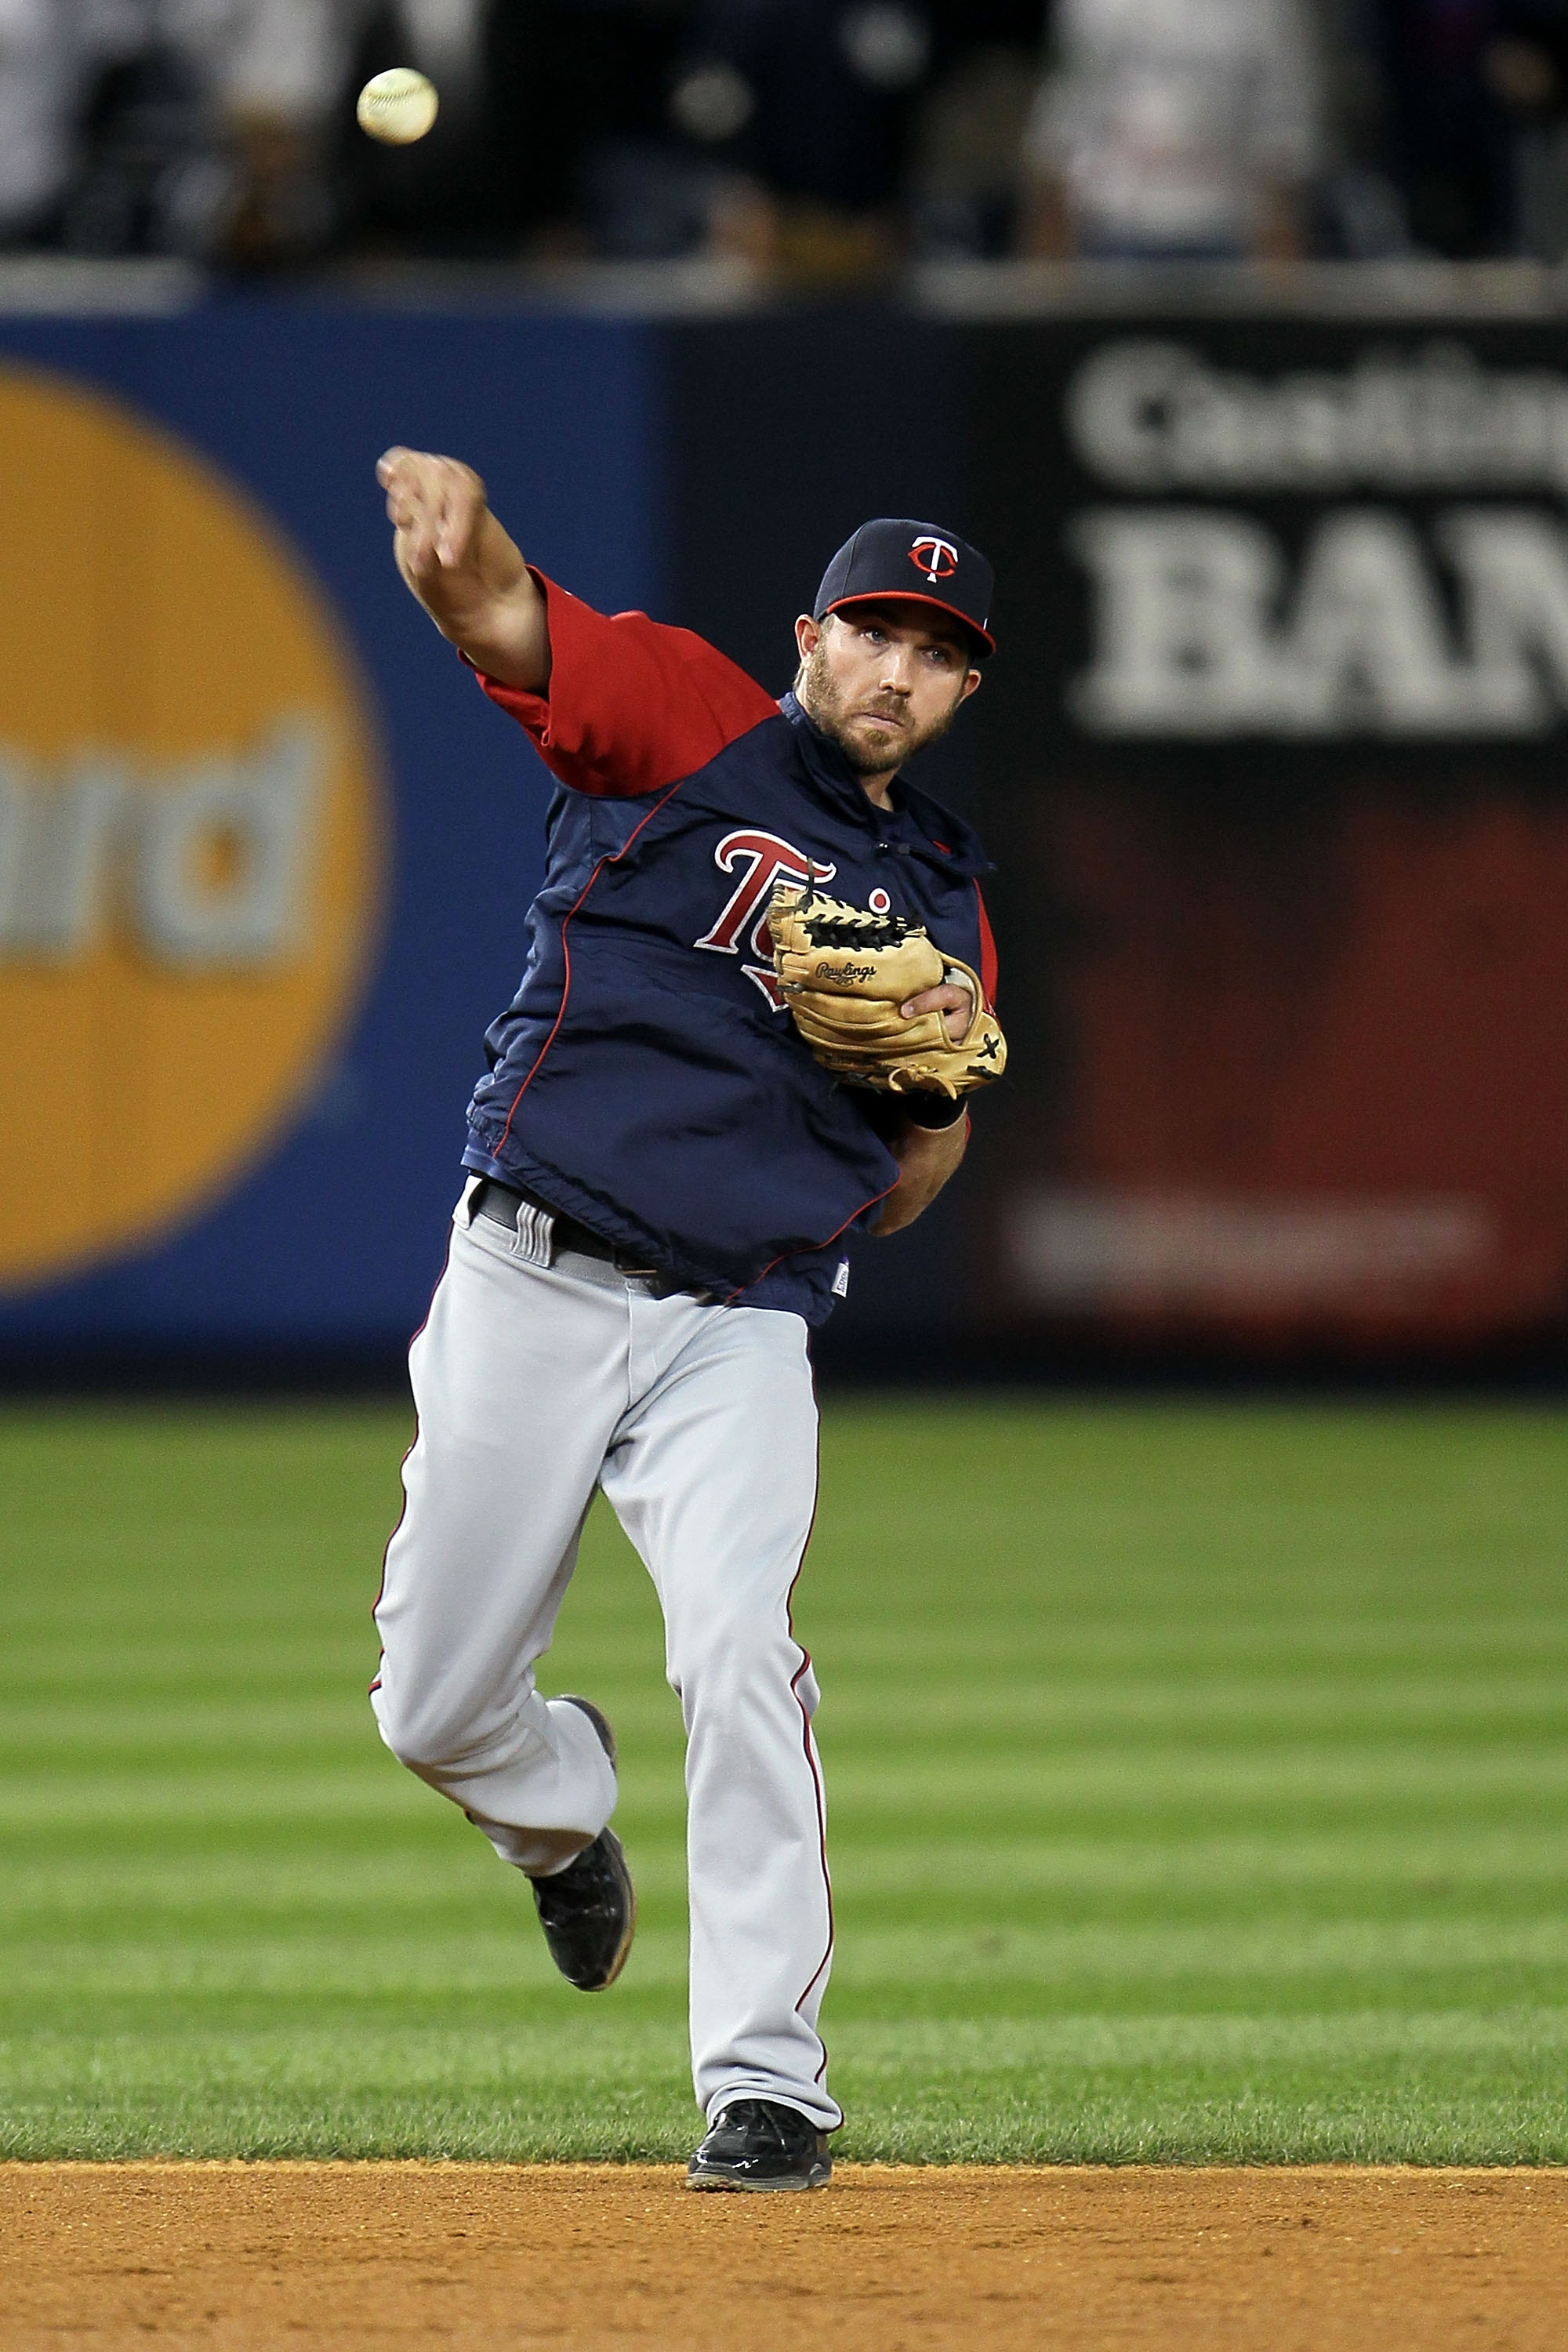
[796,637,964,774]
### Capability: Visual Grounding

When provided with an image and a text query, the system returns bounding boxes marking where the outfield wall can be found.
[2,286,1565,1373]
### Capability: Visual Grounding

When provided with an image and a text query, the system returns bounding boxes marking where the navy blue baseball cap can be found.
[813,517,996,658]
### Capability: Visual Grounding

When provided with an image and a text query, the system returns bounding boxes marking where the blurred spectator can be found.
[1019,0,1324,260]
[664,0,940,271]
[0,0,358,261]
[206,0,364,262]
[651,0,1047,271]
[1375,0,1513,253]
[906,0,1044,255]
[535,0,699,256]
[63,31,220,255]
[1376,0,1568,257]
[1297,0,1414,256]
[1500,2,1568,256]
[0,0,135,244]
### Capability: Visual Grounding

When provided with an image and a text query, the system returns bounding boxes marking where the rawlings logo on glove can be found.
[769,877,1007,1101]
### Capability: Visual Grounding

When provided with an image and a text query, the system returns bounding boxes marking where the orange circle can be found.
[0,364,387,1294]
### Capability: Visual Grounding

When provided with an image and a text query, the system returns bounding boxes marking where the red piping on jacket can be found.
[973,882,998,1009]
[727,1178,898,1307]
[491,781,684,1160]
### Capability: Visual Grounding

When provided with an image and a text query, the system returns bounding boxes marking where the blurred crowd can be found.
[5,0,1568,272]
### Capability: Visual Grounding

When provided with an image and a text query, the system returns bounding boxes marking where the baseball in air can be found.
[357,67,439,144]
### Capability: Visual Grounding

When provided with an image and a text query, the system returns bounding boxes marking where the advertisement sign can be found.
[0,364,387,1297]
[968,319,1568,1356]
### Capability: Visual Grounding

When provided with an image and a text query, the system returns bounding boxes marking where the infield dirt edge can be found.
[5,2158,1566,2352]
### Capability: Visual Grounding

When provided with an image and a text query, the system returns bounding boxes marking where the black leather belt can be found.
[472,1178,708,1300]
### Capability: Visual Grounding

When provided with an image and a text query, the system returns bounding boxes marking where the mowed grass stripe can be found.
[7,1916,1566,2002]
[9,1673,1568,1753]
[2,1399,1566,2160]
[2,2016,1563,2165]
[9,1734,1568,1802]
[16,1608,1566,1669]
[10,1823,1567,1912]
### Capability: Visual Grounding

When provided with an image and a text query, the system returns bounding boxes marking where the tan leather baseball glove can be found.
[769,877,1007,1101]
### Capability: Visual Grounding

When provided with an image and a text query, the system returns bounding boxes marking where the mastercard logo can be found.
[0,365,387,1293]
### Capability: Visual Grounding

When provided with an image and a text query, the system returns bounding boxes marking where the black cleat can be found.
[528,1697,635,1992]
[686,2100,833,2192]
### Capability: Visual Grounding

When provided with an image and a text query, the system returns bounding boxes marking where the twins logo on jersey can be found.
[693,830,834,1007]
[694,830,896,1006]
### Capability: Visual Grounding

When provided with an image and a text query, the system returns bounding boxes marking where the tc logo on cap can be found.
[909,534,958,582]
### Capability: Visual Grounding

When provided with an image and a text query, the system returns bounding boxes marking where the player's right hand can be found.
[374,445,549,691]
[376,447,488,583]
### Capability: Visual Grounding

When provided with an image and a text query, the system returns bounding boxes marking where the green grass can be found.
[2,1398,1566,2163]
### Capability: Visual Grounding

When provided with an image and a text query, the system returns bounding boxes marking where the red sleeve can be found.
[471,572,778,797]
[974,882,999,1009]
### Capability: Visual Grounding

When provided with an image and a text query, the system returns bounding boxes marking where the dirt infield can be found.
[2,2163,1564,2350]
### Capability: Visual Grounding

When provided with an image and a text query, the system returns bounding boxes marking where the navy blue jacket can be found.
[461,575,999,1323]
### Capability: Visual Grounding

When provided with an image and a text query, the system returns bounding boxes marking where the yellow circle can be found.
[0,363,387,1294]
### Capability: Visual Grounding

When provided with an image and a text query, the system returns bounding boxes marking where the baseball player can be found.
[370,447,1004,2191]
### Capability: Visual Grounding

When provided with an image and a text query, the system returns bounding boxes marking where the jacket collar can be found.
[777,690,993,880]
[779,690,880,818]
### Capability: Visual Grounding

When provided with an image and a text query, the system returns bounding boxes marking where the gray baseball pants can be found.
[370,1180,839,2132]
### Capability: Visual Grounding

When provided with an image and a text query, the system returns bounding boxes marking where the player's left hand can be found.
[899,981,973,1045]
[770,881,1005,1098]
